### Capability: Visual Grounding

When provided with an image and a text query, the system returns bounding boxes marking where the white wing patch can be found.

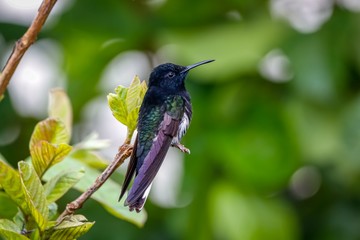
[172,112,190,145]
[178,113,190,140]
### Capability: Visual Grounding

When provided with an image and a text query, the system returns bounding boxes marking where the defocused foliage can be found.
[0,90,94,239]
[0,89,145,239]
[1,0,360,239]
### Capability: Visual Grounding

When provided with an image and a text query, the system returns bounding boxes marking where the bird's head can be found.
[149,60,214,91]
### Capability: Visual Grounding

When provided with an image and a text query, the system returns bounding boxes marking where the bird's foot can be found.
[172,143,191,154]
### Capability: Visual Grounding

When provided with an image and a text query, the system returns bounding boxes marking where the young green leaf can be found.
[47,215,94,240]
[140,80,147,97]
[29,118,70,149]
[108,75,147,126]
[126,76,147,128]
[108,75,147,142]
[44,169,85,203]
[127,106,141,134]
[29,117,73,178]
[126,75,142,115]
[0,219,29,240]
[30,141,72,177]
[0,160,29,214]
[18,161,48,231]
[48,89,73,138]
[107,85,128,125]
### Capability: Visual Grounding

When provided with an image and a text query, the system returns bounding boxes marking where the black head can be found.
[148,60,214,91]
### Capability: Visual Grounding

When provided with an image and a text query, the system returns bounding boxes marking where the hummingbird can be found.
[119,59,214,212]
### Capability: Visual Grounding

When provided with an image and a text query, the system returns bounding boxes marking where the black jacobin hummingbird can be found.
[119,59,214,212]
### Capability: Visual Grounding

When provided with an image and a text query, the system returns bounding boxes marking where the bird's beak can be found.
[181,59,215,73]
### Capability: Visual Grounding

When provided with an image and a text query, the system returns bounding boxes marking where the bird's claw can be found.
[172,143,191,154]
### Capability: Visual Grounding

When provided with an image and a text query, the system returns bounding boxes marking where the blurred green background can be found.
[1,0,360,239]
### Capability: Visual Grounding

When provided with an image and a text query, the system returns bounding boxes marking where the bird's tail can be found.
[125,183,153,213]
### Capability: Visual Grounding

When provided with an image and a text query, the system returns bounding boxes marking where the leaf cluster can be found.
[0,81,147,239]
[107,75,147,143]
[0,90,91,239]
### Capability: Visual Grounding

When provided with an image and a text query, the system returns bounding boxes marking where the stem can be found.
[56,143,133,223]
[125,129,135,145]
[0,0,58,96]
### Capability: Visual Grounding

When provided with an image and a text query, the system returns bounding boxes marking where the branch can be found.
[56,143,133,223]
[0,0,58,96]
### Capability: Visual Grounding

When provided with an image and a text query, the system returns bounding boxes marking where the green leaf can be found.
[29,110,72,178]
[30,140,72,177]
[73,132,110,151]
[0,219,29,240]
[126,75,141,114]
[13,211,25,232]
[30,229,41,240]
[0,192,18,219]
[0,160,29,214]
[44,169,85,203]
[127,106,141,134]
[48,89,73,139]
[107,86,128,125]
[43,157,147,227]
[70,150,108,169]
[107,75,147,131]
[140,80,147,99]
[29,118,70,149]
[0,154,8,190]
[18,161,48,231]
[126,76,147,122]
[47,215,94,240]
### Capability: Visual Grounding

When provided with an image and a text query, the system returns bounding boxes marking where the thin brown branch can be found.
[0,0,58,96]
[56,143,133,223]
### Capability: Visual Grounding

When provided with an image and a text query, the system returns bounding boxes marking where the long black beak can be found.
[181,59,215,73]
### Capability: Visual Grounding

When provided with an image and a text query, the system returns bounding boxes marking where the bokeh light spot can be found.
[259,49,293,83]
[271,0,333,33]
[290,166,322,199]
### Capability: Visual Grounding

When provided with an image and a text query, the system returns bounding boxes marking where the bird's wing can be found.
[119,137,138,201]
[125,112,180,209]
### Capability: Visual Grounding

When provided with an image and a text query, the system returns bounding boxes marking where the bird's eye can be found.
[167,72,175,78]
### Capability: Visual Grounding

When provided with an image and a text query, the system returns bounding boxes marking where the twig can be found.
[57,143,133,223]
[0,0,58,96]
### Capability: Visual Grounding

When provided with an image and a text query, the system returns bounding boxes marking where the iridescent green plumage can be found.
[136,96,184,169]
